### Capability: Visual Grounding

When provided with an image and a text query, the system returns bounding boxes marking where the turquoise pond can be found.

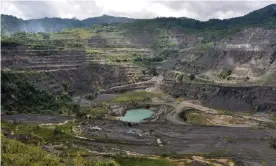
[120,109,153,123]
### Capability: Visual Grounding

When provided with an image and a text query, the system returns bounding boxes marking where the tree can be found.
[176,74,183,83]
[53,127,62,136]
[190,74,195,81]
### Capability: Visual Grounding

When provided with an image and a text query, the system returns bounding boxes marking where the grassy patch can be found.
[201,150,233,158]
[132,56,164,66]
[260,122,276,129]
[186,111,208,125]
[179,109,208,125]
[108,55,132,63]
[2,135,65,166]
[196,42,215,51]
[1,121,75,144]
[2,135,121,166]
[112,91,160,103]
[217,109,252,116]
[217,109,235,116]
[80,106,109,119]
[86,48,105,54]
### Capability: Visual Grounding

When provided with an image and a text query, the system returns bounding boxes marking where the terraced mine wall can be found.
[105,82,155,93]
[159,82,276,112]
[1,43,152,95]
[177,50,275,75]
[22,64,132,95]
[165,28,276,85]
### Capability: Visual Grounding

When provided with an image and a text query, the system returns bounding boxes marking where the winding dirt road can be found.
[148,100,218,125]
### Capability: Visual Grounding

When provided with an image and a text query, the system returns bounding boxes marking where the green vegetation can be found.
[189,74,195,81]
[1,14,134,35]
[260,121,276,129]
[218,69,232,79]
[217,109,254,117]
[85,93,98,100]
[2,4,276,35]
[2,135,65,166]
[2,4,276,70]
[1,121,75,144]
[1,30,87,53]
[262,161,269,166]
[217,109,236,116]
[86,48,105,54]
[186,112,207,125]
[112,91,160,103]
[1,119,239,166]
[1,5,276,165]
[1,72,58,113]
[2,131,178,166]
[197,42,215,51]
[77,106,108,119]
[133,56,163,66]
[180,110,208,125]
[269,138,276,149]
[176,74,184,83]
[62,28,94,39]
[1,72,79,114]
[2,135,122,166]
[109,55,132,64]
[158,49,178,58]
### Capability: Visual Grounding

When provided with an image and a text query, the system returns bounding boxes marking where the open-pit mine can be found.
[1,4,276,166]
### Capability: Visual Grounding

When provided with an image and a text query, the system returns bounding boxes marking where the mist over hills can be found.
[1,14,136,34]
[1,4,276,34]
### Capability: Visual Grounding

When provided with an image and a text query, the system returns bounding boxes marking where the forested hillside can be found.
[2,4,275,34]
[1,14,135,34]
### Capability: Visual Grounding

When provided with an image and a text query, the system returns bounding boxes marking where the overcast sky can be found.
[1,1,275,21]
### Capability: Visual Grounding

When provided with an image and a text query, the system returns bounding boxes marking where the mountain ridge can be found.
[1,4,276,34]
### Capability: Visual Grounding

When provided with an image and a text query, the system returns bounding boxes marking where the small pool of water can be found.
[120,109,153,123]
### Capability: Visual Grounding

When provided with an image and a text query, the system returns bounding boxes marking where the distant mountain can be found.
[1,4,276,34]
[82,14,135,26]
[1,14,136,34]
[128,4,276,31]
[1,15,24,34]
[204,4,276,29]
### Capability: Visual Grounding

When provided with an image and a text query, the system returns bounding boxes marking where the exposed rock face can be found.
[218,28,276,51]
[214,28,276,81]
[26,64,131,95]
[159,83,276,112]
[157,28,276,112]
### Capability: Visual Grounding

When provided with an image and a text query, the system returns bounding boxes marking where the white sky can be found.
[1,0,275,21]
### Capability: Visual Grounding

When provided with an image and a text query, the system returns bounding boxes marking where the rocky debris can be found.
[90,126,102,131]
[189,161,209,166]
[160,82,276,112]
[156,138,163,146]
[109,105,126,116]
[78,119,276,165]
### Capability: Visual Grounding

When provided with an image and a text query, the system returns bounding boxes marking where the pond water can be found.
[120,109,153,123]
